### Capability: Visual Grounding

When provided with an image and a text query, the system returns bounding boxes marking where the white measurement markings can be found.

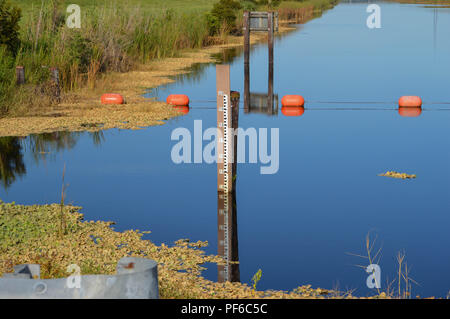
[222,93,230,193]
[219,93,231,280]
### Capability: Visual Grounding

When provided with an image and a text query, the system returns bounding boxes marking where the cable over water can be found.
[182,99,450,110]
[184,104,450,111]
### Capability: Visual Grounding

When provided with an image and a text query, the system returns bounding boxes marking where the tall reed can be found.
[1,1,211,114]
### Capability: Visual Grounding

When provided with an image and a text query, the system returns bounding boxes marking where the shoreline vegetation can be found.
[0,201,429,298]
[0,0,338,137]
[0,200,363,299]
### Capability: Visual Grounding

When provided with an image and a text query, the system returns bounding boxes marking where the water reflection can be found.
[0,137,26,189]
[433,8,438,53]
[0,131,104,190]
[217,191,240,282]
[245,93,279,115]
[158,47,244,90]
[147,30,293,102]
[243,38,278,115]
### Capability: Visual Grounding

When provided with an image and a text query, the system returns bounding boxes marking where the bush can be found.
[241,1,258,11]
[0,0,21,55]
[206,0,242,36]
[258,0,282,7]
[65,32,95,74]
[243,0,281,9]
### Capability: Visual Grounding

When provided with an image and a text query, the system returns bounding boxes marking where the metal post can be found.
[268,12,274,114]
[243,11,250,113]
[231,91,240,190]
[16,66,25,85]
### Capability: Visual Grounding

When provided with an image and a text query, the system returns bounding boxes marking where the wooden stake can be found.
[268,12,274,113]
[51,67,61,102]
[231,91,240,189]
[16,66,25,85]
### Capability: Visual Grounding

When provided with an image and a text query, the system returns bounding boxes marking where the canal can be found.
[2,1,450,297]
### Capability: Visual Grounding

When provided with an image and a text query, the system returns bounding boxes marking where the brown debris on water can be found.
[378,171,417,179]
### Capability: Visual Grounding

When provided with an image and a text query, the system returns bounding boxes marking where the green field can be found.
[10,0,218,23]
[279,0,338,8]
[8,0,218,36]
[11,0,216,9]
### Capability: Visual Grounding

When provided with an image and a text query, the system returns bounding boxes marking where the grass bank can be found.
[0,0,338,137]
[1,0,214,115]
[0,200,351,299]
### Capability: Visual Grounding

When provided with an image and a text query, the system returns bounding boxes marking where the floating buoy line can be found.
[114,93,450,117]
[171,97,450,109]
[173,104,450,111]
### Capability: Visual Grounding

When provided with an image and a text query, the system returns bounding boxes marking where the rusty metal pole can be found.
[231,91,240,190]
[268,12,274,114]
[243,11,250,113]
[50,67,61,102]
[16,66,25,85]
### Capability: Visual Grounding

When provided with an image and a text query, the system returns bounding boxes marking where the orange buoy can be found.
[173,106,190,114]
[398,96,422,108]
[281,95,305,107]
[167,94,189,106]
[398,107,421,117]
[281,106,304,117]
[101,93,124,105]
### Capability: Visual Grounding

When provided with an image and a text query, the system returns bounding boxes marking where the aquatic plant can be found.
[378,171,417,179]
[347,232,419,299]
[0,200,344,298]
[251,268,262,290]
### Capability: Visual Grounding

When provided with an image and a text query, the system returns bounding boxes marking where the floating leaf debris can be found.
[378,171,417,179]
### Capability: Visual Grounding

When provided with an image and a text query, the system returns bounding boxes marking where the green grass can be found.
[11,0,216,10]
[278,0,337,9]
[11,0,218,21]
